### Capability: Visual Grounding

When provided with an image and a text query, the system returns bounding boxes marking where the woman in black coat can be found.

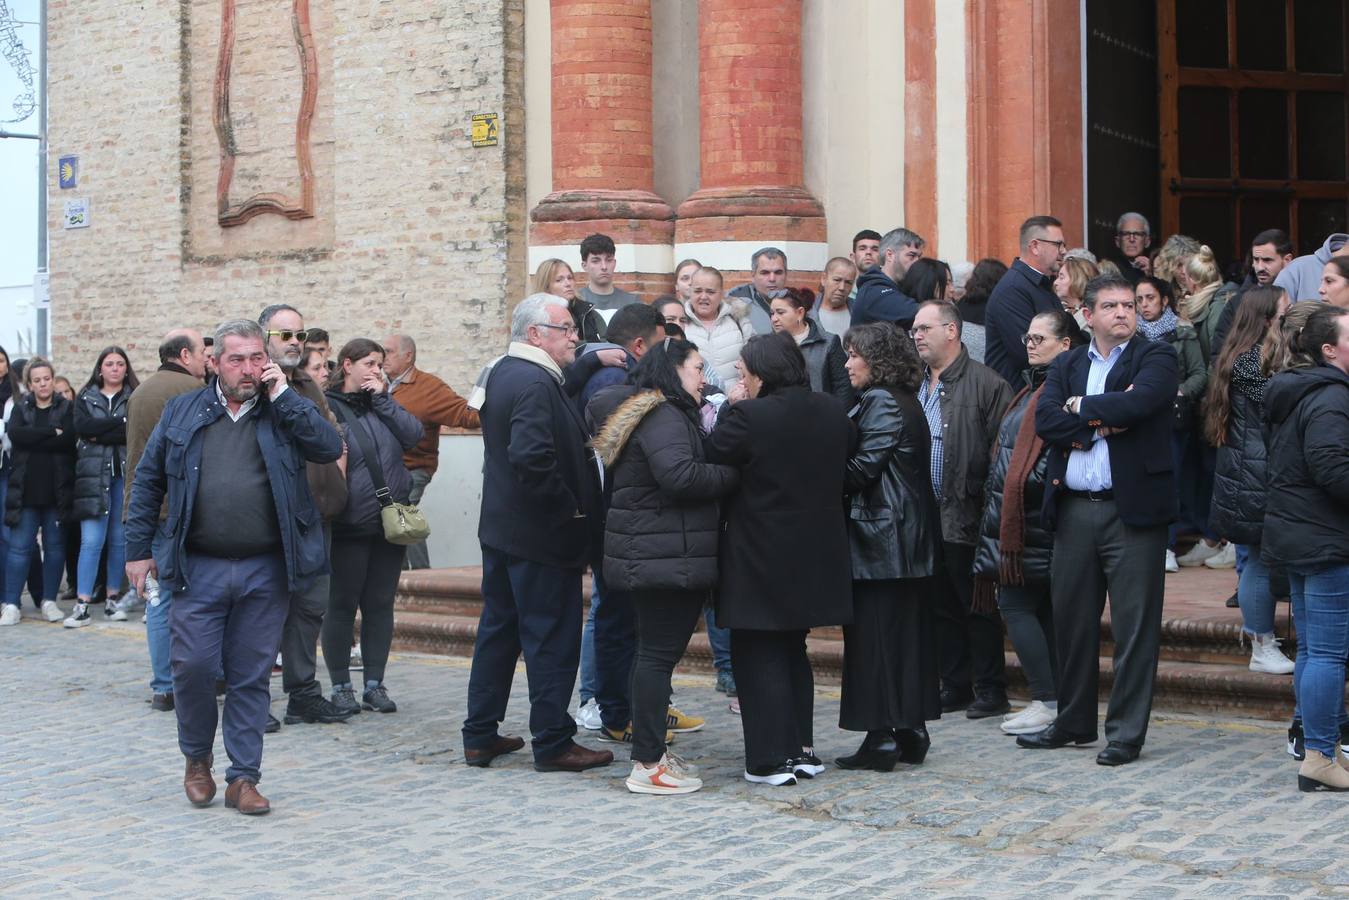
[834,324,941,771]
[972,310,1082,737]
[592,338,739,795]
[0,360,76,626]
[1262,305,1349,791]
[706,332,856,786]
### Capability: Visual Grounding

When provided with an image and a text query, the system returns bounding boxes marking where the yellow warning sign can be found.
[472,113,499,148]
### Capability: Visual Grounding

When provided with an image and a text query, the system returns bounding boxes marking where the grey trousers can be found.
[403,469,434,570]
[1051,496,1167,749]
[281,523,332,698]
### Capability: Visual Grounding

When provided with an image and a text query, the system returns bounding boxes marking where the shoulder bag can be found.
[331,398,431,545]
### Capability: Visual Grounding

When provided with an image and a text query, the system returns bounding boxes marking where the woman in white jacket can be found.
[683,267,754,387]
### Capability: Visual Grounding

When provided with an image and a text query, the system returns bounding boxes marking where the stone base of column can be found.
[675,186,828,292]
[529,190,675,300]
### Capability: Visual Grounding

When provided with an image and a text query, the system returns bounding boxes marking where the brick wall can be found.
[47,0,525,393]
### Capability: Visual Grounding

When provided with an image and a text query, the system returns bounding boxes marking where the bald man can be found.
[124,328,209,711]
[383,334,480,569]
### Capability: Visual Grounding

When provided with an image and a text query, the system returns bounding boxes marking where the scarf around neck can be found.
[1137,306,1179,343]
[467,341,565,412]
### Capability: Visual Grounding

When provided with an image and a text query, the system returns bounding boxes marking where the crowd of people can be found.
[6,217,1349,811]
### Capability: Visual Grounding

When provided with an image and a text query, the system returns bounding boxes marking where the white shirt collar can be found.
[215,379,260,422]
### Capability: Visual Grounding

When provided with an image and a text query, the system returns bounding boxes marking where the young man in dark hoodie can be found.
[852,227,924,329]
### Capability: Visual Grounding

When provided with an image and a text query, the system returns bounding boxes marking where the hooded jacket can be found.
[592,390,738,592]
[1275,233,1349,302]
[1261,364,1349,570]
[851,267,919,329]
[683,301,754,386]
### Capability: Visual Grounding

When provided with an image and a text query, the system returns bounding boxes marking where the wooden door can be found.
[1158,0,1349,269]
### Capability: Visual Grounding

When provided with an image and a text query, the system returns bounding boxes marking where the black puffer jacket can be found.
[1209,347,1267,545]
[593,390,738,592]
[973,371,1054,586]
[1262,364,1349,571]
[799,319,856,408]
[72,385,130,521]
[843,386,939,580]
[5,394,77,526]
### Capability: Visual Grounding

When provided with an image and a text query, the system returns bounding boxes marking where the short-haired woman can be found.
[706,332,856,785]
[768,288,855,406]
[534,258,605,344]
[684,267,754,388]
[1263,305,1349,791]
[833,323,941,770]
[321,339,424,715]
[592,338,739,795]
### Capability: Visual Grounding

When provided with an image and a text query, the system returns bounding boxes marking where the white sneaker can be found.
[63,602,92,628]
[1250,632,1296,675]
[574,698,602,731]
[1176,541,1222,567]
[1000,700,1057,735]
[626,752,703,795]
[0,605,20,626]
[40,600,63,622]
[1165,549,1179,573]
[1203,542,1237,569]
[104,601,127,622]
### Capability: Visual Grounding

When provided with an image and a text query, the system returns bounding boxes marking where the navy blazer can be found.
[985,259,1062,384]
[1035,338,1179,529]
[478,355,603,570]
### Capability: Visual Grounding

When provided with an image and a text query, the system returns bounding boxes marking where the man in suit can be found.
[985,215,1067,384]
[461,293,612,773]
[1020,272,1178,766]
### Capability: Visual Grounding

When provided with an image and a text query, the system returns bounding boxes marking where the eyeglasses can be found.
[1035,238,1068,253]
[265,329,308,343]
[1116,230,1148,240]
[536,323,578,337]
[1022,333,1050,347]
[908,323,952,339]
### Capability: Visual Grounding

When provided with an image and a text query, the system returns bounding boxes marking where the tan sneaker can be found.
[665,706,705,733]
[626,752,703,795]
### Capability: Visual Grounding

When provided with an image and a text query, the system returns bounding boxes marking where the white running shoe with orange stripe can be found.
[625,752,703,795]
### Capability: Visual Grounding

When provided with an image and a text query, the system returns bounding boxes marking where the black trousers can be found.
[630,588,706,763]
[1051,497,1167,748]
[282,523,331,698]
[934,539,1006,696]
[841,579,941,732]
[321,532,406,687]
[731,628,813,770]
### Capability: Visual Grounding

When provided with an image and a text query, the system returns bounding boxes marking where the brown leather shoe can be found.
[533,741,614,773]
[464,734,526,768]
[224,779,271,815]
[183,755,216,808]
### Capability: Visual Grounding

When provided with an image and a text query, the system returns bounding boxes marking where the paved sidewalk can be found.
[1,611,1342,898]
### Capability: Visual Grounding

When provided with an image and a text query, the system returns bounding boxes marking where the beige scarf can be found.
[1180,282,1220,323]
[467,341,565,410]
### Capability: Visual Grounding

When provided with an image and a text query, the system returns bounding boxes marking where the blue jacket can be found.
[124,383,344,593]
[985,259,1062,384]
[851,266,919,329]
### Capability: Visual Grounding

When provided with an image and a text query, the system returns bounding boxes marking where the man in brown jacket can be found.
[383,334,479,569]
[124,329,208,711]
[259,304,352,729]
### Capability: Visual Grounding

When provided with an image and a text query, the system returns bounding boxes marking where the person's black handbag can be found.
[331,398,430,546]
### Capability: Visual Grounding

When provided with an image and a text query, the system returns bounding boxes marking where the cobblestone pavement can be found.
[3,609,1345,898]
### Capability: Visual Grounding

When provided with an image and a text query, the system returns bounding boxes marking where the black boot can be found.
[835,730,898,772]
[894,727,931,765]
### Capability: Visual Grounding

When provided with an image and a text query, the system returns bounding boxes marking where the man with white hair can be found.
[1112,212,1152,285]
[462,294,612,774]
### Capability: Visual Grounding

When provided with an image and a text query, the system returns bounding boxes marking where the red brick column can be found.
[674,0,827,289]
[529,0,674,298]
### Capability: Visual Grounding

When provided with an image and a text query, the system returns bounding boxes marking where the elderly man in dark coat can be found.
[461,293,612,774]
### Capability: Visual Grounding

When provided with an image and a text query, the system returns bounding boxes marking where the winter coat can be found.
[72,384,130,521]
[593,390,739,592]
[798,319,856,407]
[1165,321,1209,404]
[705,386,857,630]
[985,259,1061,384]
[1261,364,1349,571]
[851,267,919,329]
[325,391,424,536]
[684,301,754,386]
[569,295,608,345]
[726,283,775,337]
[973,373,1054,587]
[5,394,77,527]
[1209,348,1267,546]
[844,386,940,581]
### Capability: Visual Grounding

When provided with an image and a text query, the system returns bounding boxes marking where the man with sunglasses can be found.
[986,215,1069,385]
[257,304,353,731]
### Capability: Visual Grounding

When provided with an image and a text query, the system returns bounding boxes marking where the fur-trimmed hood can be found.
[591,389,665,467]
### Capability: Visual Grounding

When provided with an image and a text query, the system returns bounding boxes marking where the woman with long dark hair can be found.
[706,332,856,786]
[65,347,138,627]
[320,339,423,715]
[1204,286,1294,675]
[956,258,1008,364]
[591,338,738,794]
[833,323,941,770]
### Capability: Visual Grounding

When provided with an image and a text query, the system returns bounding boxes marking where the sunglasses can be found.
[265,329,308,342]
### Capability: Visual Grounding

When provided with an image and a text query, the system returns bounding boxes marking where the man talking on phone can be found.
[125,319,342,815]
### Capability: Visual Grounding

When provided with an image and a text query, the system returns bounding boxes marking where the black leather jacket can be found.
[973,370,1054,587]
[843,386,940,580]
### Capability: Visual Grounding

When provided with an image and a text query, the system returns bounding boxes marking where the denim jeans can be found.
[704,606,732,675]
[1236,544,1275,636]
[146,531,175,695]
[578,574,600,705]
[3,507,63,607]
[1290,565,1349,758]
[77,475,125,597]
